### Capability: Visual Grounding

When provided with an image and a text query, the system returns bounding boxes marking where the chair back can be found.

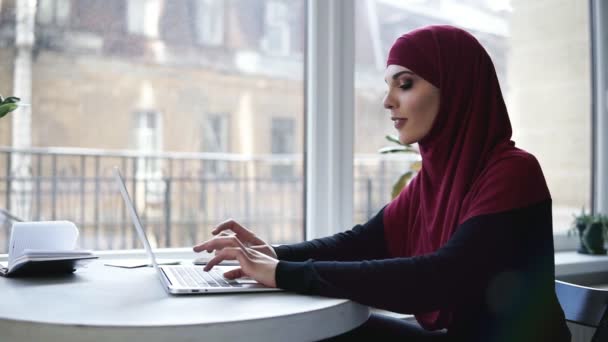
[555,280,608,342]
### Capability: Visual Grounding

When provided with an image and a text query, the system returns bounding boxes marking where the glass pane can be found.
[354,0,591,235]
[0,0,306,252]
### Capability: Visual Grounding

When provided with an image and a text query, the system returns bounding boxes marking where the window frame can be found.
[307,0,598,252]
[591,0,608,223]
[305,0,355,239]
[6,0,600,252]
[553,0,606,252]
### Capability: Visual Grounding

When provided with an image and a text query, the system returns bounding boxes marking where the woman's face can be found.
[383,65,440,145]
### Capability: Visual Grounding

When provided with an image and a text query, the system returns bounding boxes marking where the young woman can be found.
[193,25,571,341]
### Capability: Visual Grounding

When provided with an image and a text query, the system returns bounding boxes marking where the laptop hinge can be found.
[159,267,174,285]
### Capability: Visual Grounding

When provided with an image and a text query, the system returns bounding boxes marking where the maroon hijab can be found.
[383,25,551,330]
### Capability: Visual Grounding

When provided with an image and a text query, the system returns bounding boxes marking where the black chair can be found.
[555,280,608,342]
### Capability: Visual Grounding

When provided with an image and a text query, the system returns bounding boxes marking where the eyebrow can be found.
[385,70,414,84]
[392,70,414,79]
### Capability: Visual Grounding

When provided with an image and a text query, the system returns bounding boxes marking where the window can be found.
[261,0,290,56]
[37,0,71,26]
[353,0,591,241]
[134,110,162,153]
[127,0,162,38]
[271,117,295,178]
[202,113,229,175]
[0,0,306,252]
[133,110,163,191]
[193,0,224,46]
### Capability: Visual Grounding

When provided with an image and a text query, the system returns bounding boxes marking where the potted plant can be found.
[378,134,421,199]
[570,208,608,255]
[0,94,22,228]
[0,95,20,119]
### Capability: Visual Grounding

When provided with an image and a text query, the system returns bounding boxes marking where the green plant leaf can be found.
[0,103,18,119]
[378,146,417,154]
[385,134,403,145]
[391,171,412,199]
[2,96,20,104]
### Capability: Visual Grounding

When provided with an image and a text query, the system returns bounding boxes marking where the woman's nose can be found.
[383,93,394,110]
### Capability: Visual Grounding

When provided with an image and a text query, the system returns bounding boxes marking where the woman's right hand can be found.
[192,219,277,259]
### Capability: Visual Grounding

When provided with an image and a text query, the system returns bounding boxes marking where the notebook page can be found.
[8,221,79,268]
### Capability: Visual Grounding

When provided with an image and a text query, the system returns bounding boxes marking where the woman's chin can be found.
[399,131,421,145]
[398,134,412,145]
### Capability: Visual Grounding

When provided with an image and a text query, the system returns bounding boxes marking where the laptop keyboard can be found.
[170,266,239,288]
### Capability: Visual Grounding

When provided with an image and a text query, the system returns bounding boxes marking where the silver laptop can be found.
[113,167,280,294]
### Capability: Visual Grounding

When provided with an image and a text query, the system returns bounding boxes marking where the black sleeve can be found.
[275,200,555,315]
[273,207,390,262]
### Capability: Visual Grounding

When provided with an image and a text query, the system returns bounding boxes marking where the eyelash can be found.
[399,79,413,90]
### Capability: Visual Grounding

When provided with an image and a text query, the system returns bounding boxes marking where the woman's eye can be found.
[399,80,413,90]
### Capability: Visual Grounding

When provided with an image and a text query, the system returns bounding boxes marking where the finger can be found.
[223,268,245,279]
[192,240,211,253]
[211,219,238,235]
[209,244,246,255]
[215,234,249,253]
[212,219,254,239]
[204,247,241,271]
[192,242,208,253]
[193,235,243,253]
[206,247,253,272]
[193,236,224,252]
[203,247,247,271]
[251,245,274,255]
[192,240,212,253]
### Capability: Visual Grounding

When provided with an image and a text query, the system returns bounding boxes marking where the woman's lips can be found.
[393,118,407,129]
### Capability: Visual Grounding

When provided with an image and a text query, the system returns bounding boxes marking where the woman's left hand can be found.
[198,236,279,288]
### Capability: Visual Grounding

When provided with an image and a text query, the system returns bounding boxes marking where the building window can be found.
[261,0,290,56]
[193,0,224,46]
[134,110,162,178]
[202,113,229,175]
[271,117,295,178]
[127,0,162,38]
[37,0,71,26]
[2,0,306,252]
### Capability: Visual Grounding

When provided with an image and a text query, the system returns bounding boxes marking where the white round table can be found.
[0,259,370,342]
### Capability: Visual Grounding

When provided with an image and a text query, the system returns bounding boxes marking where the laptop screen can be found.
[113,167,161,271]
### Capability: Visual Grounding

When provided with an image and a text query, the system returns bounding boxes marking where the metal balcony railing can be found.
[0,147,412,253]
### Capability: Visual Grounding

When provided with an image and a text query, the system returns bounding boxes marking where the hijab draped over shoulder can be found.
[382,25,551,330]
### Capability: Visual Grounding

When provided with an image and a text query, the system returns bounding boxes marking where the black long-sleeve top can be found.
[273,199,571,342]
